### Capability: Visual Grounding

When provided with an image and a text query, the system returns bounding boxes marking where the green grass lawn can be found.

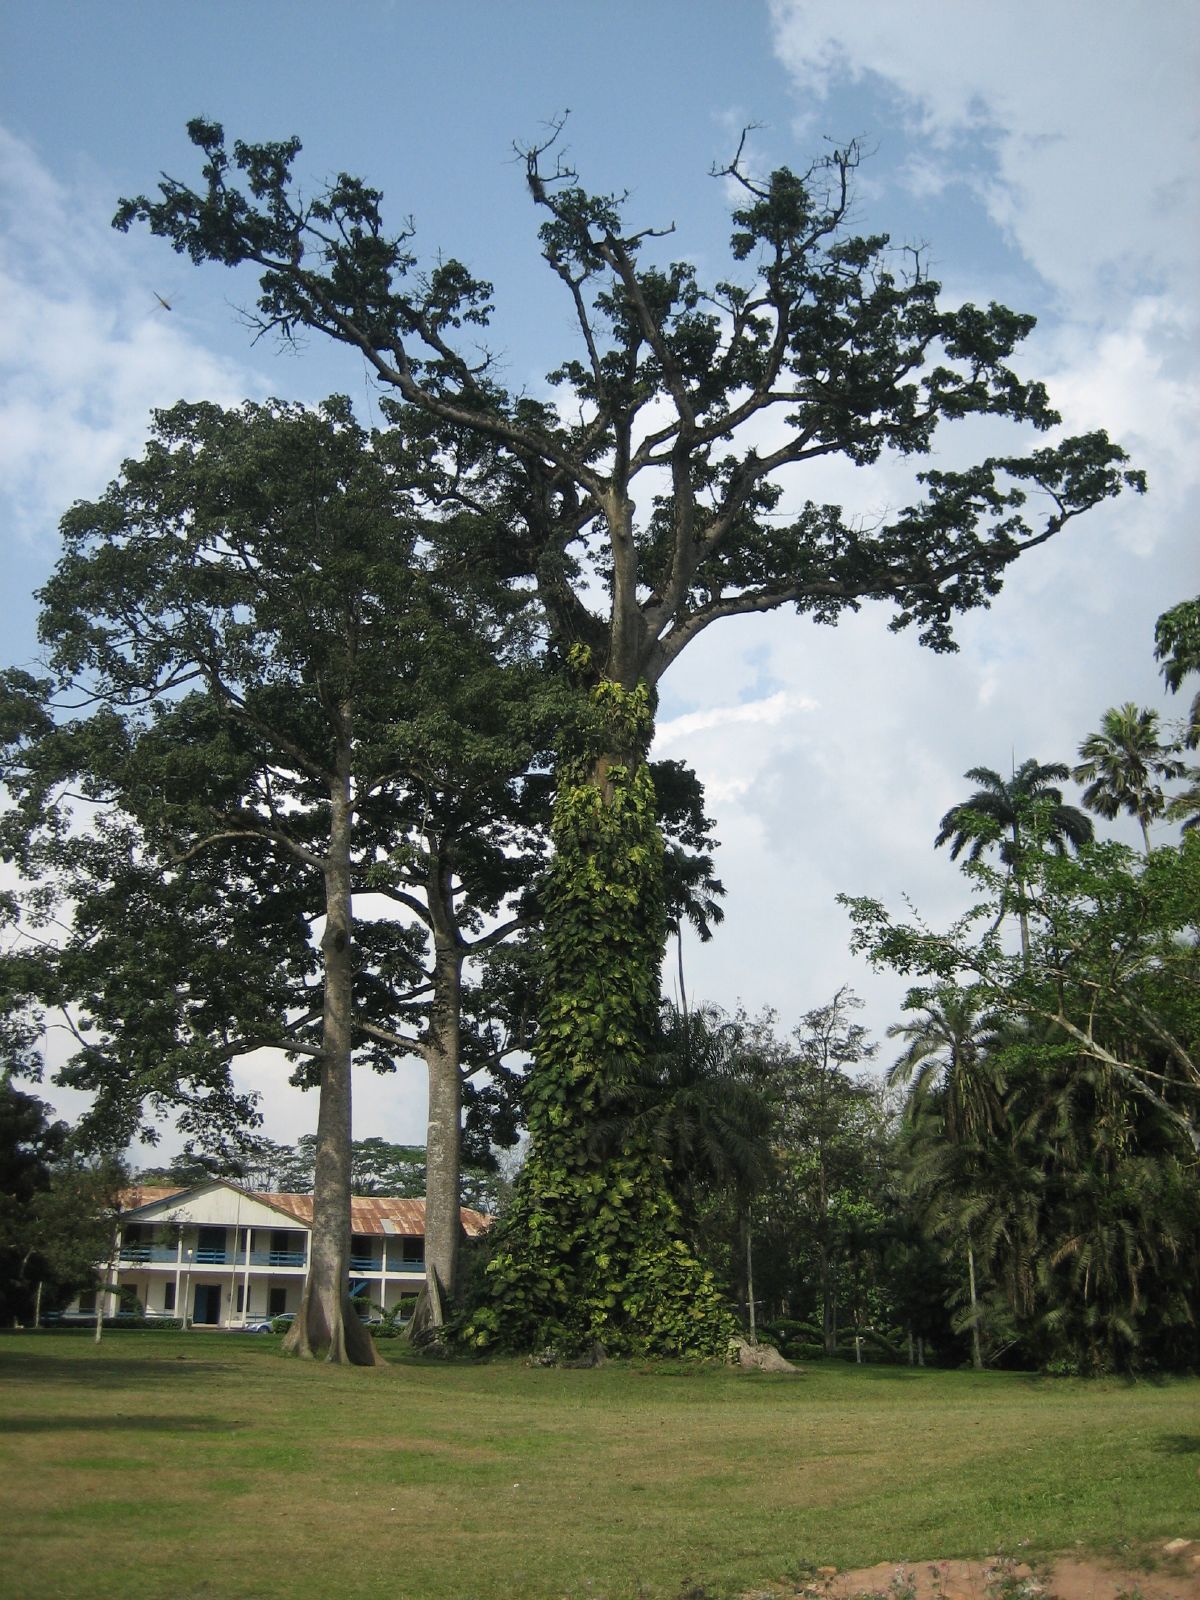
[0,1331,1195,1600]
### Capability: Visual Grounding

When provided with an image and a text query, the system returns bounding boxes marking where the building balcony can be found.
[119,1245,421,1272]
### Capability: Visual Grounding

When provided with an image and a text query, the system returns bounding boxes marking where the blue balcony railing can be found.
[389,1258,425,1274]
[349,1254,380,1271]
[119,1245,178,1264]
[247,1249,305,1267]
[195,1248,227,1264]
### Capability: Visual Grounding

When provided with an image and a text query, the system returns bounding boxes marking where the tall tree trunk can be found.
[676,924,689,1030]
[818,1151,836,1357]
[819,1242,835,1356]
[408,904,463,1343]
[284,742,383,1367]
[967,1237,983,1372]
[1011,824,1031,969]
[471,677,733,1357]
[742,1208,756,1344]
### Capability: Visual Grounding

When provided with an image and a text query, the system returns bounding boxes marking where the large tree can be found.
[4,397,549,1362]
[115,119,1143,1353]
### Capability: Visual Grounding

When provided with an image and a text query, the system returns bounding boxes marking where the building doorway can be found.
[193,1284,222,1325]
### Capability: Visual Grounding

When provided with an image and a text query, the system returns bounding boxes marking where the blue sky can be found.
[2,2,1197,1154]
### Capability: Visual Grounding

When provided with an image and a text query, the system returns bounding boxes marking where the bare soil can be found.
[744,1546,1200,1600]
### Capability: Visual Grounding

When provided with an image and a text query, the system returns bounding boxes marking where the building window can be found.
[78,1290,96,1314]
[268,1286,287,1316]
[163,1282,176,1313]
[236,1284,245,1313]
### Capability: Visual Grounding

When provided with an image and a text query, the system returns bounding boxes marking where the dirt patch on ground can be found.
[745,1545,1200,1600]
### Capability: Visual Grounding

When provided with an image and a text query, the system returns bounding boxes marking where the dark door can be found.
[193,1284,221,1324]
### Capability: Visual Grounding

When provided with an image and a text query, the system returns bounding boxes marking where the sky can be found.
[2,1,1197,1160]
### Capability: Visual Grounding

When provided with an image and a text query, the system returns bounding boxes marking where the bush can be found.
[100,1315,183,1330]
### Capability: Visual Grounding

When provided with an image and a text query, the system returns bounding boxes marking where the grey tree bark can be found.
[284,740,384,1367]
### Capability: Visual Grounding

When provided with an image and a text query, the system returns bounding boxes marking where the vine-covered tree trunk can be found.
[284,754,383,1367]
[466,679,733,1357]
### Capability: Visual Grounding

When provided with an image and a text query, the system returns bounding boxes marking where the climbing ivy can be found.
[465,672,735,1357]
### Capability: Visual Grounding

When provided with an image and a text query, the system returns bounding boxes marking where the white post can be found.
[181,1247,193,1330]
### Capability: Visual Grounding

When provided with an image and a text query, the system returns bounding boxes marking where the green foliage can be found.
[0,1084,127,1323]
[368,1297,416,1338]
[465,681,734,1356]
[1072,703,1185,851]
[0,396,549,1148]
[845,804,1200,1372]
[1155,595,1200,748]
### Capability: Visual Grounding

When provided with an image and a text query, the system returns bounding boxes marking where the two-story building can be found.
[68,1179,490,1329]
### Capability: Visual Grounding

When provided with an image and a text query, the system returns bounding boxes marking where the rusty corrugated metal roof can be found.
[256,1192,491,1238]
[119,1180,490,1237]
[118,1185,187,1211]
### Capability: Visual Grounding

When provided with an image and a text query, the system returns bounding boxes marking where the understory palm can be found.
[889,987,1009,1368]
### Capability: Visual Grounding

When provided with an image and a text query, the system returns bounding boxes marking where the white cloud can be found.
[769,1,1200,317]
[653,688,816,748]
[0,126,262,556]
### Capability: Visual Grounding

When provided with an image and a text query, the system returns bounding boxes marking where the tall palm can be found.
[1072,703,1185,855]
[935,760,1093,961]
[888,986,1007,1369]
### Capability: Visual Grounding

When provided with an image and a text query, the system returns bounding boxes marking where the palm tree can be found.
[1154,597,1200,750]
[887,987,1006,1148]
[935,760,1093,961]
[1072,703,1185,854]
[1165,768,1200,834]
[888,986,1008,1369]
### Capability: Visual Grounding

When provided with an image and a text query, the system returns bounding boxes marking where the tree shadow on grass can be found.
[0,1413,244,1434]
[1154,1433,1200,1454]
[0,1350,232,1388]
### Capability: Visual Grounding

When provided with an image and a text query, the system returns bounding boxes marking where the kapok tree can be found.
[116,120,1143,1354]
